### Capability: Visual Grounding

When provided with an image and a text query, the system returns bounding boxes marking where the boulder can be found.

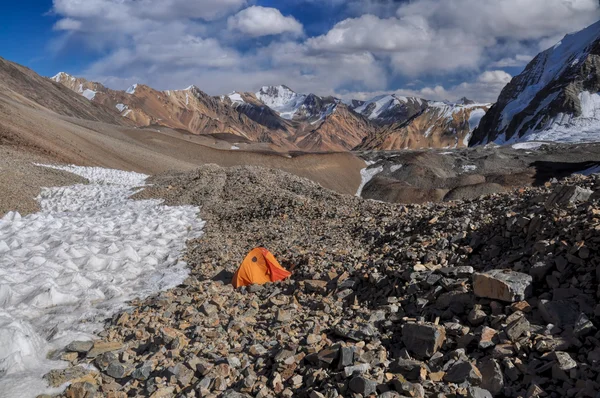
[473,270,532,302]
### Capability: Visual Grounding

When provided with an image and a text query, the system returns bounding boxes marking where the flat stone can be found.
[402,322,446,358]
[86,341,123,358]
[66,341,94,354]
[473,270,532,302]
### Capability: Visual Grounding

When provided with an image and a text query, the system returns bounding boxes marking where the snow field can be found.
[0,165,205,398]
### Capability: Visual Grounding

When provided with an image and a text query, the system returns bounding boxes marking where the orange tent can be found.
[232,248,291,288]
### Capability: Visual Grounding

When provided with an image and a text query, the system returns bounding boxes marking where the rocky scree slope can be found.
[49,164,600,398]
[471,20,600,146]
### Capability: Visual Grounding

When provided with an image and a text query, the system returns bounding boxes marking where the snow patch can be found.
[512,142,545,150]
[390,164,403,173]
[231,145,240,150]
[0,165,204,398]
[82,89,96,101]
[126,84,138,95]
[462,165,478,172]
[356,163,383,197]
[228,93,245,105]
[115,103,127,112]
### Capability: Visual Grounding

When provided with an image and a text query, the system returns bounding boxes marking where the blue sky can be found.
[3,0,600,102]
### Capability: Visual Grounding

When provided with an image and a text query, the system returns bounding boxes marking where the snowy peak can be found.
[255,85,307,119]
[471,20,600,146]
[353,94,428,124]
[51,72,76,83]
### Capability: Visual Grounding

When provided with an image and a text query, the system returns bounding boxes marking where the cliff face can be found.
[471,21,600,146]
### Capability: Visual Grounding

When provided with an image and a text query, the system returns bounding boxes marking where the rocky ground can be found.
[45,164,600,398]
[0,146,86,217]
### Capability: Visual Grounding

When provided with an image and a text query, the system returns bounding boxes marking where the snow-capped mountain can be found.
[352,94,428,124]
[255,85,307,120]
[50,72,490,152]
[471,20,600,146]
[356,100,490,150]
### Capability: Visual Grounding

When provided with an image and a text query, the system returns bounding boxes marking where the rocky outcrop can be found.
[471,21,600,146]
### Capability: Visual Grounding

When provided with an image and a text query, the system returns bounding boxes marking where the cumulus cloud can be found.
[49,0,599,102]
[227,6,304,37]
[308,0,600,75]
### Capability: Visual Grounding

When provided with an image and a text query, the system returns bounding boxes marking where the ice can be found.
[228,93,245,105]
[0,165,205,398]
[512,142,545,150]
[126,84,138,94]
[468,108,486,132]
[81,89,96,101]
[356,162,384,197]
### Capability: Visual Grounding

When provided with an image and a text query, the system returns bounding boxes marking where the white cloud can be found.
[49,0,600,102]
[307,0,600,75]
[227,6,304,37]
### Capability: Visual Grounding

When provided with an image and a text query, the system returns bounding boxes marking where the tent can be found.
[232,247,291,288]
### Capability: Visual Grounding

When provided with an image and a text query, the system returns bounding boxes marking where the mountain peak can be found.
[51,72,76,83]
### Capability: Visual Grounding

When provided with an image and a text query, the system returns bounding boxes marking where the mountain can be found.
[51,72,490,152]
[471,20,600,146]
[356,101,490,150]
[0,59,124,125]
[51,73,299,149]
[351,94,428,124]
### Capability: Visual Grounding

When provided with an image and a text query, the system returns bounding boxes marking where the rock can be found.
[344,363,370,378]
[168,363,195,385]
[444,361,482,385]
[132,362,153,380]
[473,270,532,302]
[348,376,377,396]
[505,315,530,341]
[106,362,130,379]
[336,347,354,370]
[389,359,428,381]
[66,341,94,354]
[43,367,98,388]
[304,280,328,294]
[479,327,497,349]
[468,387,493,398]
[551,352,577,371]
[545,185,593,207]
[86,341,123,358]
[478,358,504,395]
[538,300,581,327]
[402,322,446,358]
[65,382,98,398]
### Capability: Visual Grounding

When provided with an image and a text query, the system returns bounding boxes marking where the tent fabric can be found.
[232,247,291,288]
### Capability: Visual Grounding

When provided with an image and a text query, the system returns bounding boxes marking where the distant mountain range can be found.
[6,19,600,153]
[51,73,491,152]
